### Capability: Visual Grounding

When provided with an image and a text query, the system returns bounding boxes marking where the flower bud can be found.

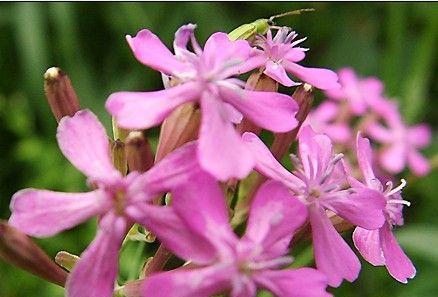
[112,139,128,175]
[125,131,154,173]
[155,102,200,162]
[271,83,314,160]
[237,71,279,135]
[44,67,80,122]
[0,221,67,287]
[54,251,79,272]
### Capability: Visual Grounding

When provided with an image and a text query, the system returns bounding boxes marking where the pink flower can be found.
[241,27,340,90]
[304,101,352,144]
[106,24,298,181]
[350,133,416,283]
[132,174,331,297]
[9,110,199,297]
[366,103,431,176]
[325,68,385,115]
[243,126,386,287]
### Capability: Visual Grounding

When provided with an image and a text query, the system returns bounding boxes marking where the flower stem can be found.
[142,245,172,276]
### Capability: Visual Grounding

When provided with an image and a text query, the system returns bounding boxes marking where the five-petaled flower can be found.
[350,133,416,283]
[241,27,340,90]
[9,110,200,297]
[366,103,431,176]
[106,24,299,181]
[135,173,331,297]
[243,126,387,287]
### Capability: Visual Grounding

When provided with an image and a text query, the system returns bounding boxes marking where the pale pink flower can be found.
[243,126,386,287]
[350,133,416,283]
[366,103,431,176]
[304,101,352,144]
[326,68,385,115]
[241,27,340,90]
[9,110,199,297]
[132,174,330,297]
[106,24,298,181]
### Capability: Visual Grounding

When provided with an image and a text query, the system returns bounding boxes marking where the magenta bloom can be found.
[243,126,386,287]
[106,24,298,181]
[132,174,330,297]
[350,133,416,283]
[325,68,384,115]
[9,110,199,297]
[304,101,352,144]
[242,27,340,90]
[366,103,431,176]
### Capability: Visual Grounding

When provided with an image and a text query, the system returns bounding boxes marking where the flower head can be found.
[106,24,299,181]
[243,27,340,90]
[351,133,416,283]
[243,126,386,286]
[325,68,385,115]
[137,174,330,297]
[366,103,431,176]
[9,110,199,297]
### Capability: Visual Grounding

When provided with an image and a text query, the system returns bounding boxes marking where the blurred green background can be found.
[0,2,437,297]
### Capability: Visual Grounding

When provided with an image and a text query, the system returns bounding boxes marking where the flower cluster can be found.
[2,20,430,297]
[306,68,431,177]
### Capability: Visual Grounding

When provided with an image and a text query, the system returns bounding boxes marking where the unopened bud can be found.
[155,102,200,162]
[44,67,80,122]
[126,131,154,173]
[271,83,314,160]
[55,251,79,272]
[0,221,67,287]
[112,139,128,175]
[237,71,279,135]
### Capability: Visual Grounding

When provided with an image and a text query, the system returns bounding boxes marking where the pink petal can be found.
[9,189,107,237]
[366,123,393,144]
[57,110,120,183]
[311,101,339,122]
[380,223,416,283]
[244,181,307,253]
[224,103,243,124]
[173,23,197,55]
[141,141,200,194]
[66,214,126,297]
[324,124,352,143]
[203,32,250,70]
[126,204,217,264]
[380,144,407,174]
[220,86,299,133]
[143,265,233,297]
[254,268,331,297]
[322,188,386,230]
[242,132,302,189]
[309,205,361,287]
[126,29,188,75]
[353,227,385,266]
[284,48,306,63]
[408,124,431,148]
[198,94,254,181]
[230,279,256,297]
[236,51,267,75]
[106,82,200,130]
[238,89,299,130]
[263,60,298,87]
[283,61,340,90]
[407,150,430,177]
[298,126,333,180]
[356,133,377,185]
[172,173,238,253]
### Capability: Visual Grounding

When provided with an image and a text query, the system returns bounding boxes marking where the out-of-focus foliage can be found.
[0,2,436,297]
